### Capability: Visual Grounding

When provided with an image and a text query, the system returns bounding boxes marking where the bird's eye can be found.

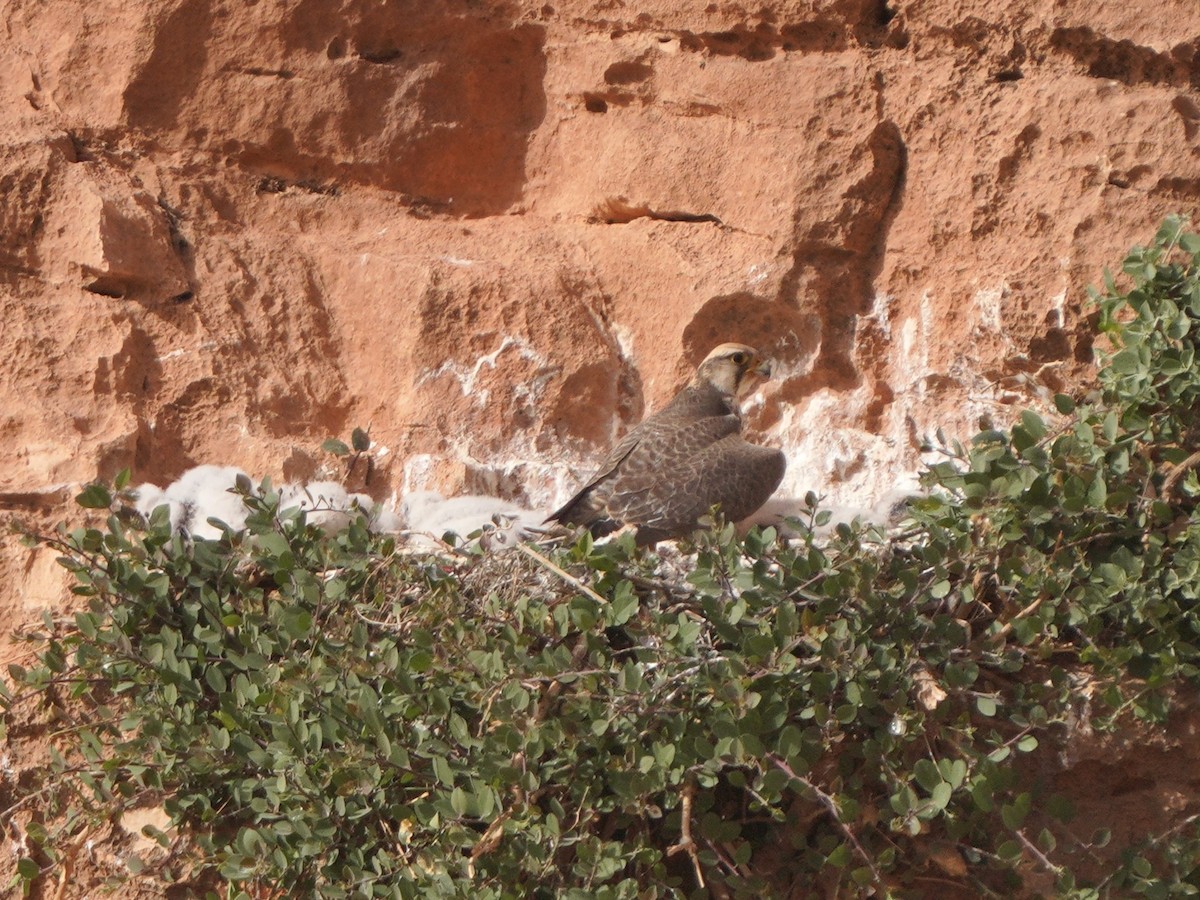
[731,351,747,366]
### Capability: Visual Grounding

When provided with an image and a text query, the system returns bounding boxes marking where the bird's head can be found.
[694,343,773,397]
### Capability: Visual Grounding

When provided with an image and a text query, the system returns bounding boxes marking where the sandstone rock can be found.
[1,3,1199,891]
[0,0,1197,599]
[44,164,190,300]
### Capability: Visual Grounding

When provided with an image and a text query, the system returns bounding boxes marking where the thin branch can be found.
[515,543,609,606]
[702,837,740,878]
[666,780,705,888]
[989,593,1048,641]
[1015,828,1064,877]
[468,807,514,871]
[1161,449,1200,498]
[534,634,590,722]
[766,754,884,891]
[519,669,611,686]
[1094,812,1200,891]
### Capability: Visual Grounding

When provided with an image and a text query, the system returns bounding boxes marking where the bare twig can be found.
[468,807,514,870]
[666,780,705,888]
[766,754,884,891]
[624,571,692,599]
[52,823,94,900]
[519,669,610,686]
[1015,828,1064,877]
[534,634,590,722]
[989,593,1048,641]
[515,543,609,607]
[1161,449,1200,498]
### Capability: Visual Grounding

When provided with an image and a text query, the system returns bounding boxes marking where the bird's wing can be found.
[544,426,645,525]
[600,415,744,522]
[547,413,741,527]
[615,435,786,537]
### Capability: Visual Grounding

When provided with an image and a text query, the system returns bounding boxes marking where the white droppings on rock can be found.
[155,340,217,363]
[746,262,771,287]
[613,323,636,363]
[867,290,893,338]
[1048,289,1066,326]
[415,336,550,402]
[401,453,438,495]
[974,283,1006,332]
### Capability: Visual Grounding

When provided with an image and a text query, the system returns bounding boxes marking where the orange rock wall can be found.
[2,0,1199,576]
[2,3,1200,884]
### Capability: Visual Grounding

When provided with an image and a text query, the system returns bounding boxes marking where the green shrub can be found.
[6,217,1200,897]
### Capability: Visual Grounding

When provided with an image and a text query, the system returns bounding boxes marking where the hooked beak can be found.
[754,358,773,379]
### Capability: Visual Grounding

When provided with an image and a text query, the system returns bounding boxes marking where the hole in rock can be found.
[603,61,653,84]
[84,278,127,299]
[359,47,403,64]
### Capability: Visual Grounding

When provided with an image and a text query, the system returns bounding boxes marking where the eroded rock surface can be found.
[5,0,1197,510]
[2,4,1200,858]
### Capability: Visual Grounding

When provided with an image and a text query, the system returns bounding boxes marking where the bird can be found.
[401,491,545,550]
[546,342,786,545]
[133,468,403,539]
[279,481,391,534]
[164,464,252,539]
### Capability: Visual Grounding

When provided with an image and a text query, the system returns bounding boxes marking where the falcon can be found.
[546,343,786,544]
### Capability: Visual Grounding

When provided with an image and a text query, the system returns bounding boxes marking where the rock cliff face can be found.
[5,0,1200,630]
[2,0,1200,887]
